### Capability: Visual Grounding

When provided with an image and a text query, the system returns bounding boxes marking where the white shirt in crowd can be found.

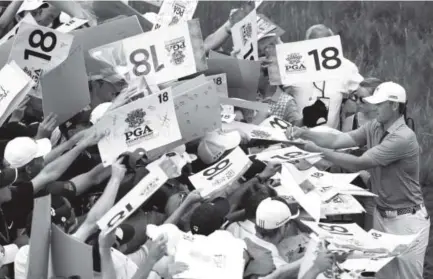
[289,58,363,129]
[14,245,138,279]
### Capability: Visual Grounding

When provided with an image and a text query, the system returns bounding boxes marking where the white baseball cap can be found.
[17,0,46,14]
[256,197,300,230]
[197,130,241,165]
[4,137,52,168]
[363,81,407,104]
[90,102,112,125]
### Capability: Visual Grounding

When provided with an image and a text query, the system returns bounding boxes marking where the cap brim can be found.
[35,138,52,158]
[17,1,45,14]
[222,130,241,150]
[363,95,387,104]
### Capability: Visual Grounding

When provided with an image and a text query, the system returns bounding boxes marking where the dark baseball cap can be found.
[190,197,230,236]
[51,196,74,227]
[0,167,17,187]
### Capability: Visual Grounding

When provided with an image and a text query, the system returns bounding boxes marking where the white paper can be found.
[231,9,258,61]
[255,145,322,163]
[8,23,73,98]
[0,13,37,46]
[97,88,182,166]
[153,0,198,30]
[256,15,276,40]
[223,121,289,142]
[189,147,252,197]
[0,61,34,126]
[321,194,365,217]
[97,165,168,234]
[281,164,321,221]
[274,35,345,85]
[206,73,228,97]
[56,17,89,33]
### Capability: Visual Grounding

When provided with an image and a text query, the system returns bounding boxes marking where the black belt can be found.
[377,204,423,218]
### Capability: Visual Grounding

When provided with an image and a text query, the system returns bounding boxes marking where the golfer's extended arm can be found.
[0,1,23,31]
[31,143,88,194]
[72,173,122,242]
[300,130,357,150]
[204,21,231,54]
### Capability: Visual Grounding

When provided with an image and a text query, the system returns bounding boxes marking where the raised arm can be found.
[31,129,103,194]
[204,20,231,55]
[72,160,125,242]
[0,1,23,34]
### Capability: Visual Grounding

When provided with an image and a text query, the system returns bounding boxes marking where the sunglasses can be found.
[349,91,366,104]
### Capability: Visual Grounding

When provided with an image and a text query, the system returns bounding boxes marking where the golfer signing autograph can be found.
[285,81,429,279]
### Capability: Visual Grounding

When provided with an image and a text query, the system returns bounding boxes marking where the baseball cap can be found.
[256,197,300,230]
[190,197,230,236]
[0,167,18,187]
[197,130,241,165]
[363,81,407,104]
[17,0,47,14]
[4,137,52,168]
[90,102,112,125]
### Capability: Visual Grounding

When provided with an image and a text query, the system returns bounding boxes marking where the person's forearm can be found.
[32,143,88,193]
[164,198,198,225]
[72,174,121,241]
[99,247,117,279]
[263,259,301,279]
[0,1,23,30]
[204,21,231,54]
[318,147,366,172]
[226,177,258,212]
[131,258,158,279]
[300,266,321,279]
[71,163,111,196]
[300,130,339,149]
[44,138,77,164]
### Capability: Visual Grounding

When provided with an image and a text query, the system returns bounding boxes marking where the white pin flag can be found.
[0,61,34,126]
[281,164,321,221]
[231,9,259,61]
[97,165,168,235]
[189,147,252,197]
[56,17,89,33]
[269,35,345,85]
[97,88,182,166]
[8,23,73,98]
[153,0,198,30]
[90,19,206,84]
[0,13,37,46]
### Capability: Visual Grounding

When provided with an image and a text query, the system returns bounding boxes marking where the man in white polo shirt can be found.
[286,81,429,279]
[287,24,363,129]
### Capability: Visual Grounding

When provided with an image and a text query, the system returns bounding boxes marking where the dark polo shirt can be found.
[348,116,423,210]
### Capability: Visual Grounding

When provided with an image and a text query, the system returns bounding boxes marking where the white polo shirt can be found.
[288,58,363,129]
